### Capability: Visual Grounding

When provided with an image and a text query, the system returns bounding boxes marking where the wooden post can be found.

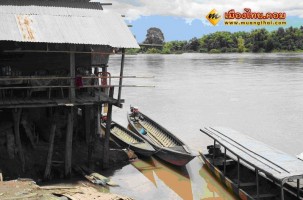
[12,108,25,172]
[96,104,101,137]
[297,179,300,198]
[70,45,76,102]
[103,87,114,169]
[237,157,240,188]
[44,116,57,180]
[212,140,216,164]
[223,148,226,175]
[118,48,125,102]
[88,106,96,168]
[102,65,109,95]
[65,107,74,177]
[281,182,284,200]
[84,106,92,144]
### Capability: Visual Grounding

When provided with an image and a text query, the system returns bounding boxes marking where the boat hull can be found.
[200,152,254,200]
[101,122,155,157]
[153,147,195,166]
[111,135,155,157]
[127,113,194,166]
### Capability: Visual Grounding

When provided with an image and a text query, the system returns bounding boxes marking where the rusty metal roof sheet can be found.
[0,2,139,48]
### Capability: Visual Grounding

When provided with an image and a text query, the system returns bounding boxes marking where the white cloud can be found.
[97,0,303,21]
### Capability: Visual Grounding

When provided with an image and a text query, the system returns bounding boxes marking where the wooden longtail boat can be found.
[200,127,303,200]
[127,109,194,166]
[101,121,155,157]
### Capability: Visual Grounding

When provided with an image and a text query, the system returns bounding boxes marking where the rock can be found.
[143,27,165,45]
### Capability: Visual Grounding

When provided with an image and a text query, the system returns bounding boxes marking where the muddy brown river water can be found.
[105,53,303,200]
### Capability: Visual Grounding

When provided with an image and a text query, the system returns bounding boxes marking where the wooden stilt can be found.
[96,105,101,137]
[65,107,74,177]
[103,87,114,169]
[88,106,95,168]
[21,114,36,149]
[44,125,56,179]
[12,108,25,172]
[44,112,57,180]
[84,106,92,144]
[6,128,15,159]
[103,103,112,169]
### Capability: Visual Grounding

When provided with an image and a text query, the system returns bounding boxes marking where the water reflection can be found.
[132,157,193,200]
[199,166,235,200]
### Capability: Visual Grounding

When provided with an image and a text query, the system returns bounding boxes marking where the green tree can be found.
[237,36,245,53]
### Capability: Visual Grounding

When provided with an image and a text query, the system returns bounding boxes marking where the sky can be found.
[97,0,303,42]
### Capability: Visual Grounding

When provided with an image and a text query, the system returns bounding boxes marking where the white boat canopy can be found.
[201,127,303,183]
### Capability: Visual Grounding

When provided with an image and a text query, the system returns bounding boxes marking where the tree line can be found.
[128,26,303,54]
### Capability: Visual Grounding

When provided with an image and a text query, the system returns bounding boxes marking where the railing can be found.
[0,75,155,104]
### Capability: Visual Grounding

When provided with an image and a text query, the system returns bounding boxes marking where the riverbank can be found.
[0,178,132,200]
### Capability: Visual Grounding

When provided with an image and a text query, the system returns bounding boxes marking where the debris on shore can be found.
[0,179,132,200]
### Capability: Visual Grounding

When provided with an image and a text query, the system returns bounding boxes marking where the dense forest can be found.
[129,26,303,54]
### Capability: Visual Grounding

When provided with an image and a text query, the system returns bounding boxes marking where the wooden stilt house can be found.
[0,0,139,179]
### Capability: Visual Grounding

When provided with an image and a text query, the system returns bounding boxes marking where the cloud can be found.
[97,0,303,21]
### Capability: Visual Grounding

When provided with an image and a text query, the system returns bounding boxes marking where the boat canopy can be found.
[201,127,303,182]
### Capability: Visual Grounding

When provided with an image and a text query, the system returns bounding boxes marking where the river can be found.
[104,53,303,200]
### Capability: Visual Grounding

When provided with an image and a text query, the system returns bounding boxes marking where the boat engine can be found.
[207,144,222,156]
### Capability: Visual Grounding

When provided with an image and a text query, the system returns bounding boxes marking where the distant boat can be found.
[127,108,194,166]
[101,121,155,157]
[200,127,303,200]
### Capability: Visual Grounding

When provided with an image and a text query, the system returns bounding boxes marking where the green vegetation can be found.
[133,26,303,54]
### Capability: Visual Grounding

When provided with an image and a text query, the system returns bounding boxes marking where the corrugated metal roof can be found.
[0,1,139,48]
[0,0,103,10]
[0,5,103,17]
[201,127,303,181]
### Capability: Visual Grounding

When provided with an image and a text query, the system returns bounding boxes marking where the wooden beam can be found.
[12,108,25,172]
[65,107,74,177]
[44,115,57,180]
